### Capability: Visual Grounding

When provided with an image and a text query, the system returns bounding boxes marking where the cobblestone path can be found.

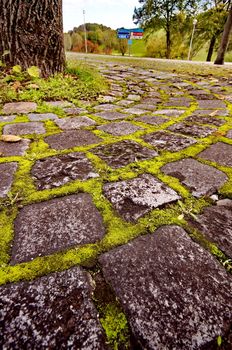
[0,60,232,349]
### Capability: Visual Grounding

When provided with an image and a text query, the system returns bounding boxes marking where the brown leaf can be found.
[209,110,219,117]
[0,135,22,142]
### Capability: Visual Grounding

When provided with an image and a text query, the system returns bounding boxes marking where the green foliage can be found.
[64,33,72,51]
[12,65,22,74]
[118,39,128,56]
[27,66,40,78]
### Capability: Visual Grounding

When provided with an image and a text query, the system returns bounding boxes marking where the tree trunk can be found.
[0,0,65,76]
[214,7,232,65]
[206,35,216,62]
[166,26,171,59]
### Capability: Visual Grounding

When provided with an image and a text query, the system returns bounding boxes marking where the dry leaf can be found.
[0,135,22,142]
[209,110,219,117]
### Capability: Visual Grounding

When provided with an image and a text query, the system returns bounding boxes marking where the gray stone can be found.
[99,225,232,350]
[164,98,191,107]
[45,101,74,108]
[0,266,107,350]
[94,104,118,111]
[197,99,227,109]
[32,153,99,190]
[143,131,196,152]
[152,109,185,117]
[45,130,102,150]
[97,122,142,136]
[28,113,58,121]
[193,109,228,117]
[134,104,158,111]
[162,158,228,197]
[141,97,161,104]
[127,94,141,101]
[92,140,157,169]
[168,122,215,138]
[0,139,30,157]
[54,116,96,130]
[103,174,180,222]
[63,107,87,115]
[227,129,232,139]
[184,115,225,127]
[3,102,37,114]
[135,115,168,126]
[189,201,232,258]
[11,193,105,263]
[198,142,232,167]
[99,96,117,103]
[94,111,128,120]
[3,122,46,135]
[123,108,148,115]
[116,100,134,107]
[0,162,18,198]
[0,115,16,123]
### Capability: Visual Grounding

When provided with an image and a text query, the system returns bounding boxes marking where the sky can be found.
[63,0,139,32]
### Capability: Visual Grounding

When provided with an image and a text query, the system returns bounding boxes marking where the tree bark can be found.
[214,7,232,65]
[0,0,65,76]
[166,25,171,59]
[206,35,216,61]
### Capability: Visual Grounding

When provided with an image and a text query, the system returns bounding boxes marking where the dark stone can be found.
[135,115,168,125]
[152,109,185,117]
[97,122,142,136]
[45,130,102,150]
[94,111,128,120]
[188,200,232,258]
[0,266,107,349]
[0,139,30,157]
[3,102,37,114]
[11,193,105,264]
[164,98,191,107]
[103,174,180,222]
[184,115,225,127]
[168,122,215,138]
[99,225,232,350]
[143,131,196,152]
[54,117,96,130]
[197,100,227,109]
[0,162,18,198]
[92,140,157,169]
[3,122,46,135]
[198,142,232,167]
[32,152,99,190]
[28,113,58,121]
[0,115,16,123]
[162,158,228,198]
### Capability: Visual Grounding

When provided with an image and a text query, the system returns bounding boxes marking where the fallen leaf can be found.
[209,110,219,117]
[0,135,22,142]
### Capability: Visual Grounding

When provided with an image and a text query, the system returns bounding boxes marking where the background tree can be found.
[133,0,197,58]
[64,33,72,51]
[0,0,65,76]
[215,1,232,64]
[118,39,128,56]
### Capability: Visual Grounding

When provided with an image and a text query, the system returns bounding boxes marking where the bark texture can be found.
[214,7,232,65]
[206,35,216,62]
[0,0,65,76]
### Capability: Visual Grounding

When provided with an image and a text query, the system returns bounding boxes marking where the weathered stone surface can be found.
[184,115,225,126]
[127,94,141,101]
[134,104,158,111]
[45,130,101,150]
[152,109,185,117]
[162,158,228,197]
[92,140,157,169]
[135,115,168,125]
[189,200,232,258]
[3,122,46,135]
[11,193,105,263]
[0,267,107,350]
[227,129,232,139]
[0,162,18,198]
[198,142,232,167]
[94,104,118,111]
[94,111,128,120]
[0,139,30,157]
[116,100,134,107]
[197,99,227,109]
[164,98,191,107]
[0,115,16,123]
[143,131,196,152]
[99,225,232,350]
[63,107,87,115]
[55,116,96,130]
[28,113,58,121]
[3,102,37,114]
[99,95,117,103]
[45,101,74,108]
[103,174,180,221]
[123,108,148,115]
[168,122,215,138]
[32,153,98,190]
[193,109,228,117]
[97,121,142,136]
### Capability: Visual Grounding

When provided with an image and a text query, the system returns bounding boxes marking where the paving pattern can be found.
[0,59,232,349]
